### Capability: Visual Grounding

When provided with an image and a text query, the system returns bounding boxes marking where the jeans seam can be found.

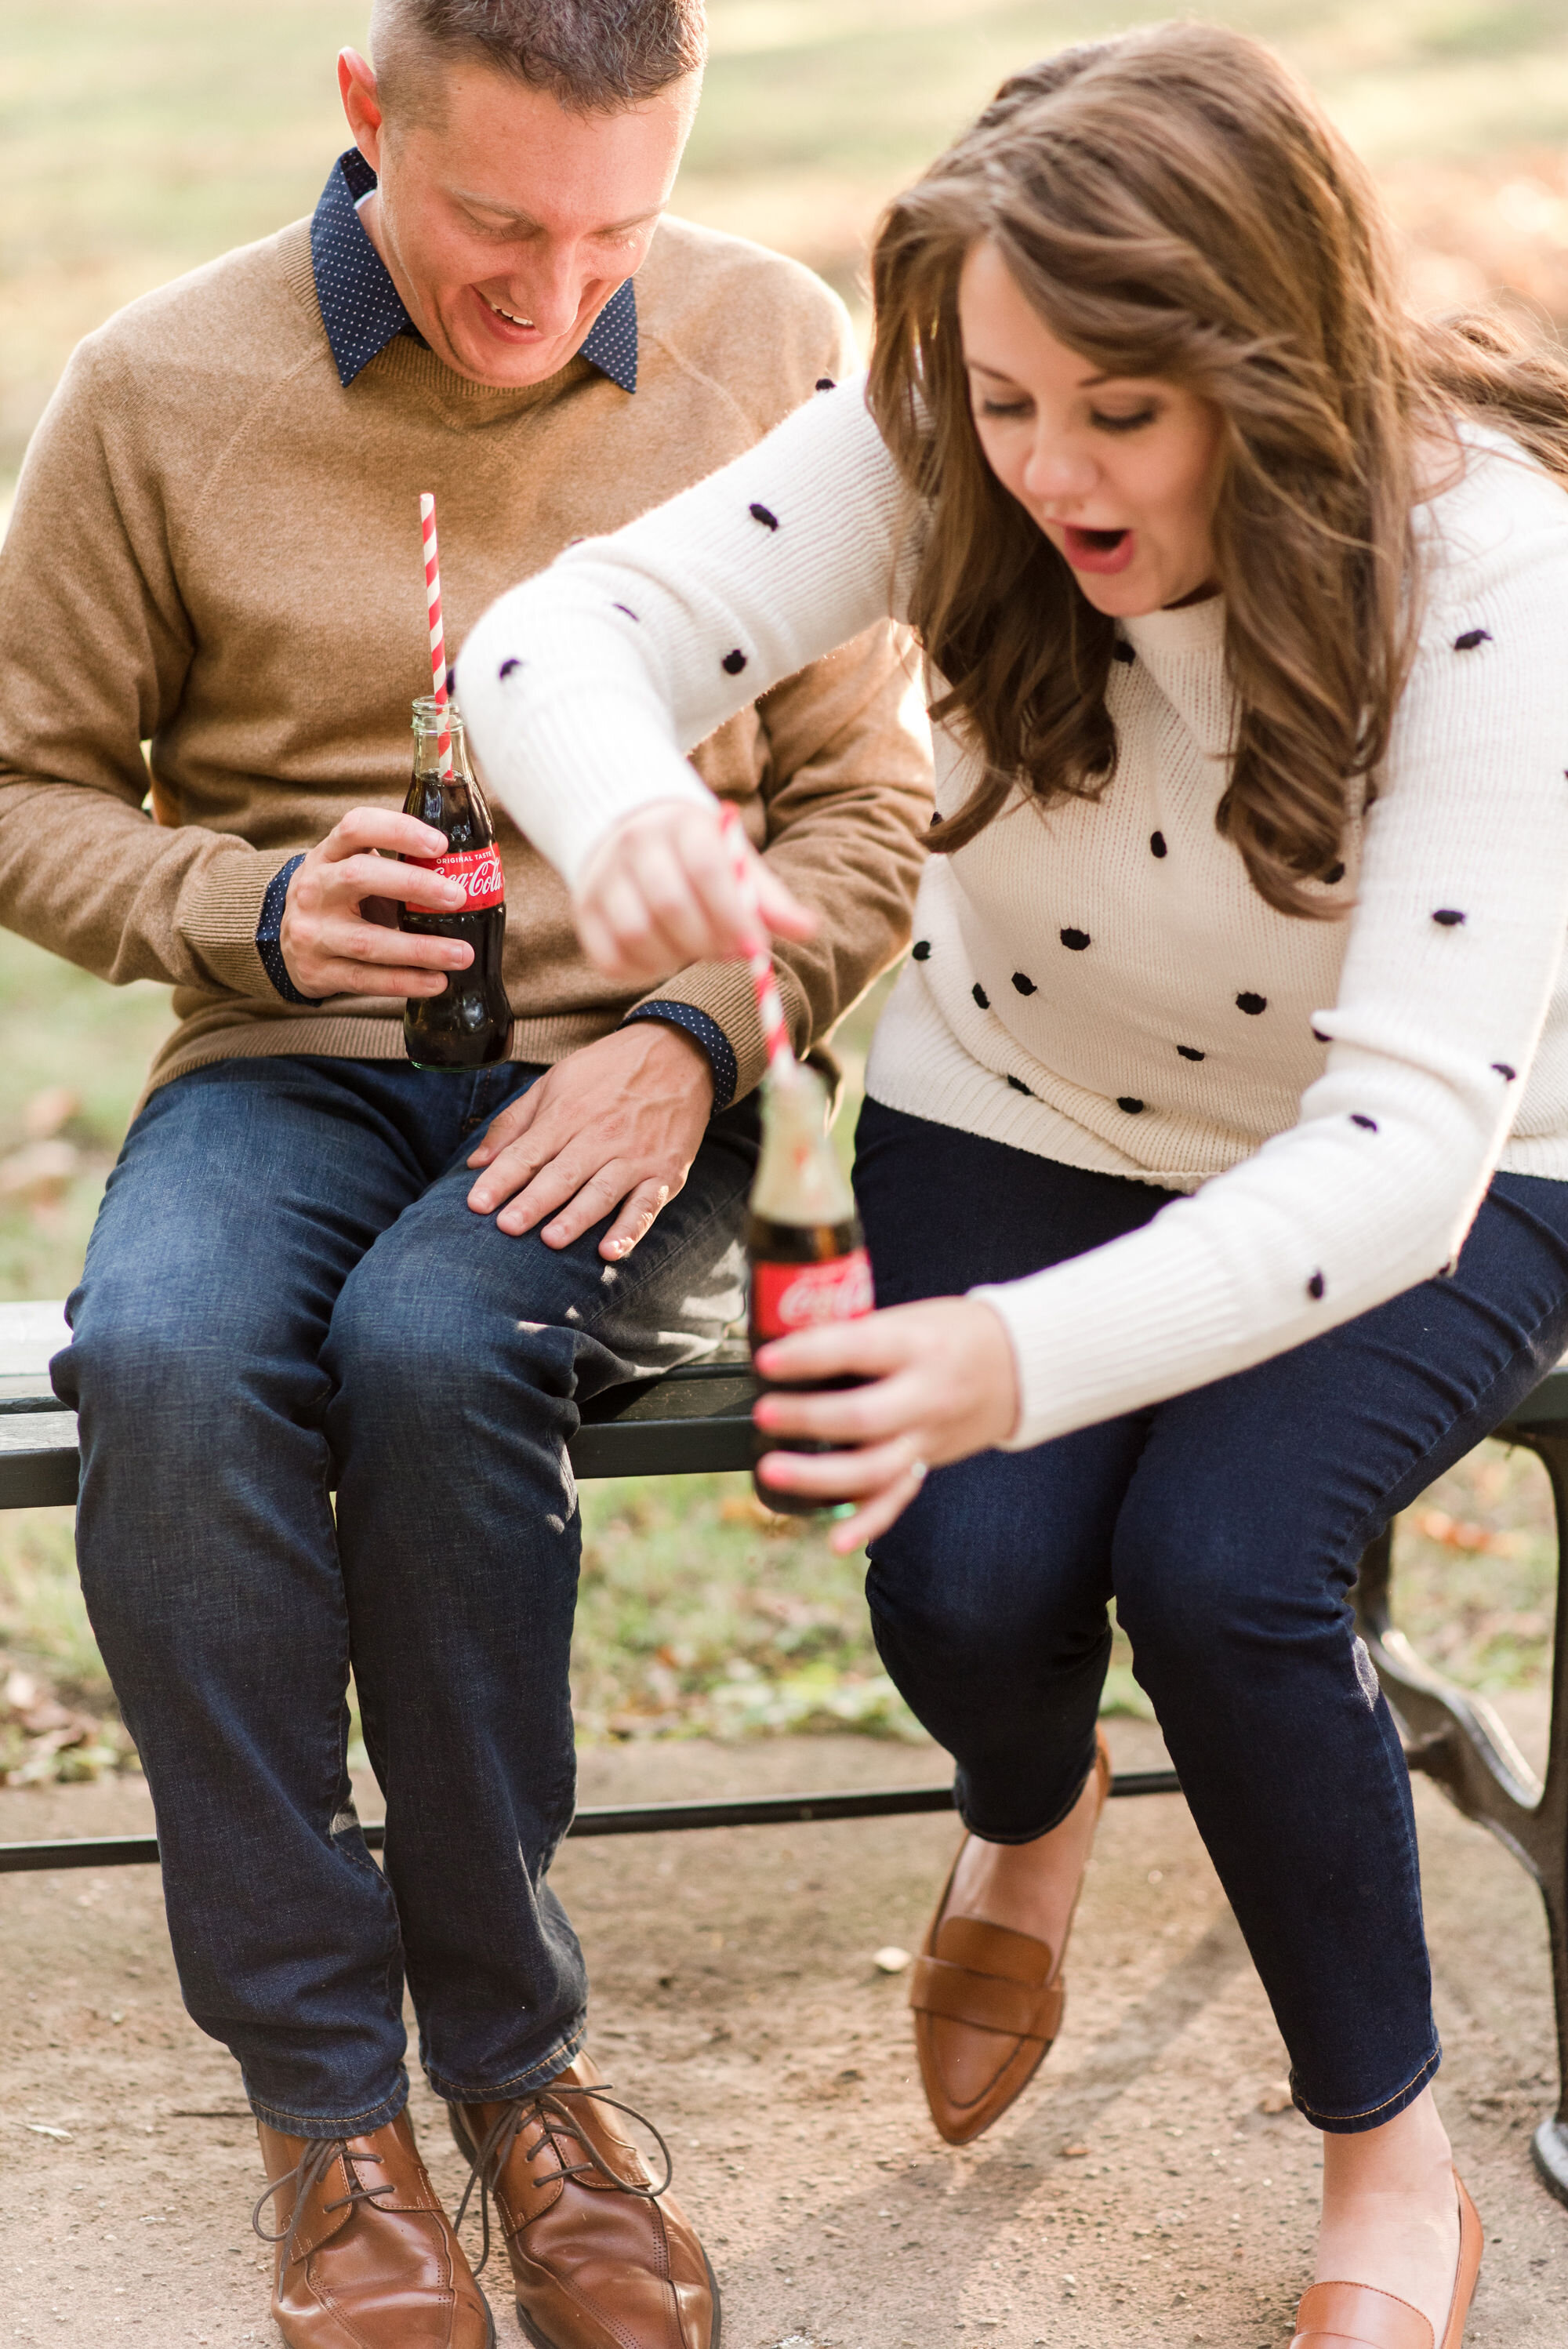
[1292,2041,1441,2126]
[246,2079,408,2132]
[956,1735,1103,1845]
[426,2014,588,2105]
[1341,1281,1568,1565]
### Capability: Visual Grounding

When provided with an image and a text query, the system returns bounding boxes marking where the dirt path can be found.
[1,1715,1563,2347]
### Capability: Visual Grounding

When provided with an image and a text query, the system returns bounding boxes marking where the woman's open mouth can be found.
[1062,525,1136,576]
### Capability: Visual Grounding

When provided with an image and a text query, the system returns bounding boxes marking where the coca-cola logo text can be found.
[752,1248,873,1341]
[412,845,505,910]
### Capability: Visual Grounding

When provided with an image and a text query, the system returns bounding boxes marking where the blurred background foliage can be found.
[4,0,1568,1779]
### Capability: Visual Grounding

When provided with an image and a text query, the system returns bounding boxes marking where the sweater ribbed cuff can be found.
[182,844,312,999]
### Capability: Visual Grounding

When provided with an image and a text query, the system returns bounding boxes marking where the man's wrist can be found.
[622,1003,736,1113]
[256,855,321,1005]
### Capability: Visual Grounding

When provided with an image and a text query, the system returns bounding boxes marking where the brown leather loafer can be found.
[450,2051,718,2349]
[911,1729,1111,2144]
[1290,2173,1483,2349]
[254,2109,493,2348]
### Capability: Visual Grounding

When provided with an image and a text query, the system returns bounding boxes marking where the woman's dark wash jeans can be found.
[53,1055,759,2138]
[855,1095,1568,2133]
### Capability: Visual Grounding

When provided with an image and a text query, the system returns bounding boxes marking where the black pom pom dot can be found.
[721,649,748,675]
[1177,1045,1205,1062]
[1150,830,1167,859]
[1325,862,1345,885]
[612,604,639,622]
[1061,928,1091,952]
[1112,642,1136,665]
[972,982,990,1009]
[1011,971,1037,996]
[1432,909,1466,927]
[1308,1271,1325,1301]
[1006,1074,1034,1096]
[911,939,931,961]
[1492,1062,1516,1082]
[498,658,521,680]
[815,377,836,391]
[1118,1096,1145,1115]
[1454,628,1492,652]
[1236,992,1268,1015]
[1350,1113,1378,1131]
[749,503,779,531]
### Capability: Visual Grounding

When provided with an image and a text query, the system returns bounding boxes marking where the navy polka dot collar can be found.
[310,149,638,395]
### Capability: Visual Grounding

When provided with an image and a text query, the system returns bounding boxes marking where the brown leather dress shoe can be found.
[254,2110,494,2348]
[1290,2173,1483,2349]
[450,2051,718,2349]
[910,1729,1112,2144]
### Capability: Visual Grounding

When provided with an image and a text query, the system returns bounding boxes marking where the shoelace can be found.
[453,2081,674,2278]
[252,2139,396,2268]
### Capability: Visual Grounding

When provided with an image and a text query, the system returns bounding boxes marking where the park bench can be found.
[2,1295,1566,2206]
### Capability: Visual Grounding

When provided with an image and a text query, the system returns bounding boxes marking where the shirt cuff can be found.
[255,854,320,1004]
[622,1001,738,1113]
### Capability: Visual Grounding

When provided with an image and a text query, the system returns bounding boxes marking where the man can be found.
[0,3,931,2344]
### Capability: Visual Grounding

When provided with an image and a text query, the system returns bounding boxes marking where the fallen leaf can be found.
[25,2123,71,2141]
[1410,1507,1516,1556]
[0,1138,79,1204]
[720,1494,789,1529]
[22,1085,80,1142]
[1258,2081,1294,2115]
[1062,2143,1089,2158]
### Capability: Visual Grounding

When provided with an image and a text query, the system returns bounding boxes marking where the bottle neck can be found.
[412,702,474,785]
[750,1067,856,1225]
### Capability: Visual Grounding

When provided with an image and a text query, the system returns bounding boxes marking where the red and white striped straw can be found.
[719,804,797,1083]
[419,492,453,781]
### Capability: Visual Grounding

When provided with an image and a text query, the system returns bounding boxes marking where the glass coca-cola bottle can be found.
[398,695,511,1069]
[747,1065,875,1515]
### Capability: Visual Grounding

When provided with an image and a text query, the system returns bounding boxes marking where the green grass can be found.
[0,929,174,1303]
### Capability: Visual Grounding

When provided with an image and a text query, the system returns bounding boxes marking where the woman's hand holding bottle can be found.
[753,1295,1022,1551]
[572,800,818,982]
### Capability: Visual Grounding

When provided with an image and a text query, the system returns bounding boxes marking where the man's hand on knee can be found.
[466,1022,715,1258]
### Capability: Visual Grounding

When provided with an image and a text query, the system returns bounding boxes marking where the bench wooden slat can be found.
[0,1370,762,1506]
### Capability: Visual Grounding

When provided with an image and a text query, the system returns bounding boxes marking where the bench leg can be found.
[1352,1429,1568,2208]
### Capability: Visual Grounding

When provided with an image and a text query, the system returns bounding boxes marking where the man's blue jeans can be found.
[52,1055,759,2138]
[855,1097,1568,2133]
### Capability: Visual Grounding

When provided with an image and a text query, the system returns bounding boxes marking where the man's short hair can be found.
[370,0,707,116]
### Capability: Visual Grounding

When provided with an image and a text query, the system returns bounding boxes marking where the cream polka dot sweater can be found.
[459,379,1568,1452]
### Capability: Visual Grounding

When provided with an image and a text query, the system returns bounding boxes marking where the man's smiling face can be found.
[339,48,699,390]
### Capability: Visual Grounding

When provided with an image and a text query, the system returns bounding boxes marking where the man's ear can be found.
[338,48,385,174]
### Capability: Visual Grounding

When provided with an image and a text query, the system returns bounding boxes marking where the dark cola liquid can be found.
[748,1210,872,1516]
[399,771,512,1069]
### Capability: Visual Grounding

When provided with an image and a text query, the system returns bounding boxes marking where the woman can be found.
[458,25,1568,2345]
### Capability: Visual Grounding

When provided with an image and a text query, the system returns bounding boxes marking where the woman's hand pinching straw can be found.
[570,798,817,986]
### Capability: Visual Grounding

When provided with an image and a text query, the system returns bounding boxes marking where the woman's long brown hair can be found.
[868,22,1568,915]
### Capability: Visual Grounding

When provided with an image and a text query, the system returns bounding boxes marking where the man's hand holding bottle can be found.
[280,807,470,1001]
[280,801,715,1262]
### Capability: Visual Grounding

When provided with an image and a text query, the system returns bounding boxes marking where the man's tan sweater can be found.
[0,209,931,1102]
